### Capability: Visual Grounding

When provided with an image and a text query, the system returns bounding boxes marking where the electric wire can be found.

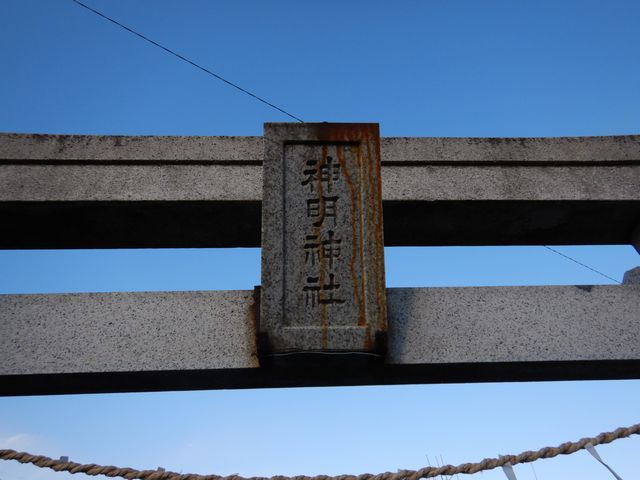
[69,0,304,123]
[64,2,627,286]
[542,246,621,284]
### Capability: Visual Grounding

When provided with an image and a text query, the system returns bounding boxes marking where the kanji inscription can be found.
[261,123,387,353]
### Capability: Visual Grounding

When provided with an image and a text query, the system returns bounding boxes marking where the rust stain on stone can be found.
[261,123,387,353]
[311,123,379,144]
[336,146,366,329]
[366,131,388,336]
[309,123,385,350]
[314,123,386,349]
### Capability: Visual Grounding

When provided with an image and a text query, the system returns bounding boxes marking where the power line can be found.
[69,0,304,123]
[542,246,621,284]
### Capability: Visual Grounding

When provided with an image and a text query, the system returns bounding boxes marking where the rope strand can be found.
[1,423,638,480]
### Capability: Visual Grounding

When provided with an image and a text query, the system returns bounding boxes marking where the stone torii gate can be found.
[0,124,639,396]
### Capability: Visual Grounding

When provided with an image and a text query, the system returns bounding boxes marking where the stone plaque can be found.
[260,123,387,352]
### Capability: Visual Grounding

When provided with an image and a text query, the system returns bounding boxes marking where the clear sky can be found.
[1,1,639,480]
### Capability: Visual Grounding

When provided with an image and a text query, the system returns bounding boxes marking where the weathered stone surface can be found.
[2,164,639,202]
[623,267,640,285]
[1,133,638,248]
[0,164,260,201]
[1,285,639,394]
[380,134,640,163]
[0,290,258,375]
[0,133,263,161]
[260,124,386,352]
[386,285,640,364]
[3,133,639,163]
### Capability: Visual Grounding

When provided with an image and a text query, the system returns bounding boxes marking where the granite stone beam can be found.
[1,285,638,395]
[1,133,639,248]
[386,285,640,364]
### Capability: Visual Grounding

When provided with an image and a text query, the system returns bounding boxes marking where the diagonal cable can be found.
[69,0,304,123]
[542,246,621,284]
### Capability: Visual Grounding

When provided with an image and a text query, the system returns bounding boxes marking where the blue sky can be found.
[1,1,639,479]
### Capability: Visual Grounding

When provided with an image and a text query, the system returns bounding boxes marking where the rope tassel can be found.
[585,443,624,480]
[500,463,517,480]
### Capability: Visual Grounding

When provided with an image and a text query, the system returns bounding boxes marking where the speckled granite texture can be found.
[1,285,638,374]
[0,290,258,374]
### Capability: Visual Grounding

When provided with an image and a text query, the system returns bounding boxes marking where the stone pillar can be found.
[622,267,640,285]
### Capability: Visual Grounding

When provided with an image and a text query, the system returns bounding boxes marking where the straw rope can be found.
[1,423,638,480]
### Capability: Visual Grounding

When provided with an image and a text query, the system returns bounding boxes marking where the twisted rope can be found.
[1,423,638,480]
